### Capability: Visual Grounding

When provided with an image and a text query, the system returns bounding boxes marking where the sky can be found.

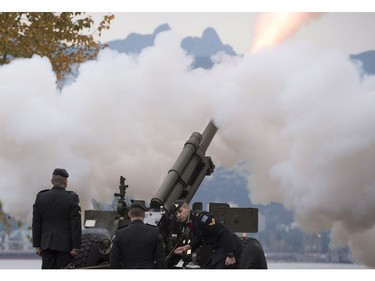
[4,1,375,55]
[2,2,375,272]
[3,2,375,54]
[91,12,375,56]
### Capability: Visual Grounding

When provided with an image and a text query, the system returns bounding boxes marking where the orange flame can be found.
[251,12,325,53]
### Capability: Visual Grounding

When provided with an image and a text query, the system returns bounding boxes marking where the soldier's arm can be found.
[69,193,82,250]
[198,212,237,255]
[32,198,42,248]
[154,232,166,268]
[109,234,122,269]
[189,234,203,251]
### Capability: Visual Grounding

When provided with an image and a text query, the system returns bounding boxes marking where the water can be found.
[0,258,372,281]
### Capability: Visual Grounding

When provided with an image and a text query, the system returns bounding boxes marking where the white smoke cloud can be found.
[1,30,375,268]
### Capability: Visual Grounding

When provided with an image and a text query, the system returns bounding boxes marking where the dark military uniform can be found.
[187,210,243,269]
[32,169,82,269]
[109,203,166,269]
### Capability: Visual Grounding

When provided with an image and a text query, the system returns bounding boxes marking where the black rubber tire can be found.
[73,233,111,268]
[239,237,268,269]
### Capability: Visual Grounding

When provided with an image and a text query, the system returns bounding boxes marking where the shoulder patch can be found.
[67,190,77,195]
[37,189,50,194]
[199,212,216,226]
[200,213,210,223]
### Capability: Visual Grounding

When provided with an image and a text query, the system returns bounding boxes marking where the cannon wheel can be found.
[239,237,268,269]
[73,233,111,268]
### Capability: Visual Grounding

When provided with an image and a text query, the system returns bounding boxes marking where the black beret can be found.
[53,168,69,178]
[173,200,186,212]
[130,202,146,211]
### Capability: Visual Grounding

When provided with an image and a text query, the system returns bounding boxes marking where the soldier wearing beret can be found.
[109,202,166,269]
[173,200,244,269]
[32,168,82,269]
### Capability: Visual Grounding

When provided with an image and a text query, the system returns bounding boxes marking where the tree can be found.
[0,12,114,81]
[0,12,114,233]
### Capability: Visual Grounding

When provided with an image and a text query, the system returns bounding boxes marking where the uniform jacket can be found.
[32,185,82,252]
[188,210,243,264]
[109,219,166,269]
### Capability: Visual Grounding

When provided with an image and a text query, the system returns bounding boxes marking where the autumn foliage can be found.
[0,12,114,81]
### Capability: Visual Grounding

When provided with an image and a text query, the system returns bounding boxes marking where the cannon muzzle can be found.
[150,120,217,211]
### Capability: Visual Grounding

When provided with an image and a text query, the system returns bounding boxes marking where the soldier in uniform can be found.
[32,168,82,269]
[173,199,244,269]
[109,202,166,269]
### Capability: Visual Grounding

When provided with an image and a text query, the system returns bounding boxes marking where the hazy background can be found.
[2,2,375,270]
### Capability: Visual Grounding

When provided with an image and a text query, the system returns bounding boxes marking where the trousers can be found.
[41,249,74,269]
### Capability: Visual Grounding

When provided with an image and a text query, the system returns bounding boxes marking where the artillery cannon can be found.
[73,120,261,269]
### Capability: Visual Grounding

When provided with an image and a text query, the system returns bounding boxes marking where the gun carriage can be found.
[73,120,260,269]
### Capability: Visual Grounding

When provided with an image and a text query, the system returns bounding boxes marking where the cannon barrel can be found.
[199,119,218,154]
[150,120,218,211]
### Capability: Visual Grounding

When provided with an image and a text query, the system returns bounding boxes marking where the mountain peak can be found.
[202,27,222,44]
[350,50,375,75]
[181,27,236,59]
[154,23,171,35]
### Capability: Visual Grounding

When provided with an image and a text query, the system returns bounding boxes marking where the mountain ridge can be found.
[107,24,237,69]
[107,24,375,75]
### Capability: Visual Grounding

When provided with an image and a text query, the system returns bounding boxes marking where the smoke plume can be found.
[1,29,375,268]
